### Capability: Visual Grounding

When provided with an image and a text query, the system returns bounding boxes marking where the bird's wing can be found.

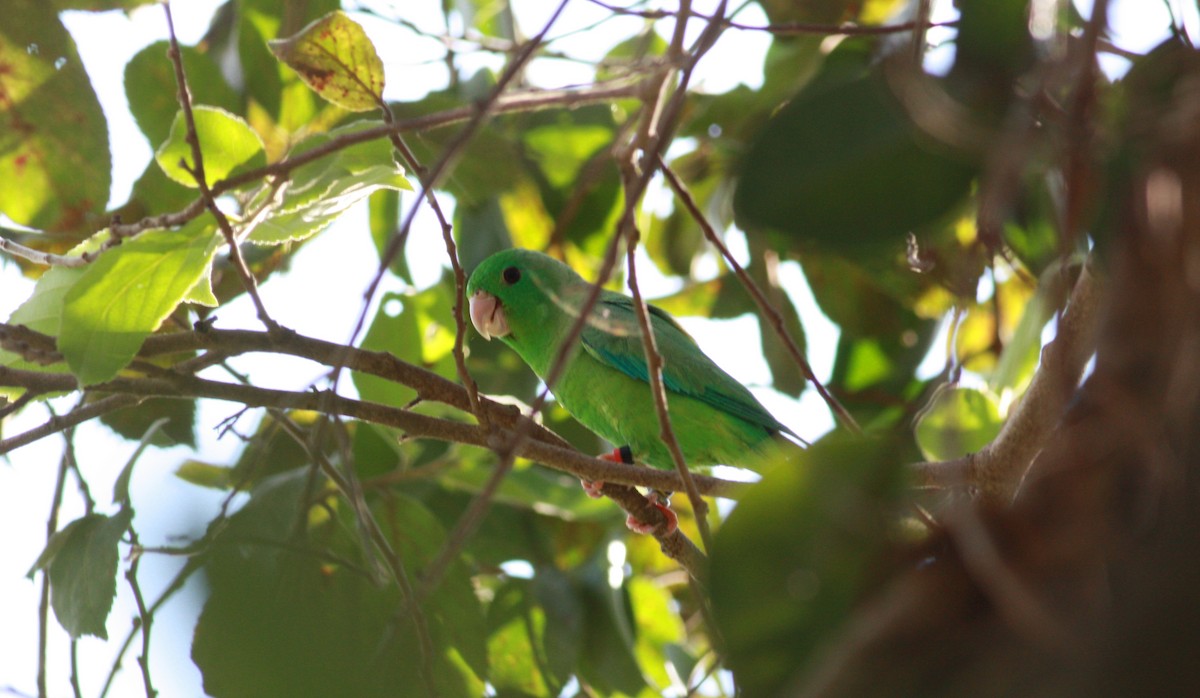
[580,293,794,436]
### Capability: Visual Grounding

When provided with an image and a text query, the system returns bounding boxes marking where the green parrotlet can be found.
[466,249,799,532]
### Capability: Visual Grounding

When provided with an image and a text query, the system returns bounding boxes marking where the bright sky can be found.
[0,1,1188,696]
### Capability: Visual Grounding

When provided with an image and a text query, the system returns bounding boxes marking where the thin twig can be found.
[68,642,82,698]
[658,155,861,434]
[163,1,277,332]
[358,0,575,357]
[0,237,91,268]
[390,0,601,600]
[0,365,746,497]
[595,0,731,560]
[0,84,640,271]
[623,229,715,551]
[214,81,641,194]
[272,413,439,696]
[37,418,76,698]
[376,94,484,423]
[99,560,200,698]
[123,531,157,698]
[583,0,956,36]
[0,394,143,454]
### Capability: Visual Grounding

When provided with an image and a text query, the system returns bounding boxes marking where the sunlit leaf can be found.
[175,460,235,490]
[0,0,110,233]
[1,232,105,381]
[487,581,552,695]
[628,576,685,689]
[268,11,385,112]
[990,274,1054,393]
[248,120,410,244]
[58,220,222,385]
[915,386,1003,461]
[155,106,266,188]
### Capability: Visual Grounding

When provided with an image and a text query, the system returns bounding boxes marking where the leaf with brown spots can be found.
[267,11,385,113]
[0,0,110,235]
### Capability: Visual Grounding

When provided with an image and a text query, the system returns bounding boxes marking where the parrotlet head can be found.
[466,248,587,346]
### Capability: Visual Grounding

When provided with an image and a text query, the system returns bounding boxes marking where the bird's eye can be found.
[502,266,521,284]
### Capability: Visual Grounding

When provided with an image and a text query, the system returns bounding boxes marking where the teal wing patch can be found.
[580,295,795,437]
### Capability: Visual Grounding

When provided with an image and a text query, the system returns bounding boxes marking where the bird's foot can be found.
[581,478,605,498]
[625,491,677,536]
[581,446,635,498]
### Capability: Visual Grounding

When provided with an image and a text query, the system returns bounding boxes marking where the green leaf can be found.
[125,41,240,146]
[368,188,411,282]
[353,283,456,405]
[117,158,198,222]
[29,509,133,639]
[349,420,403,480]
[711,432,908,696]
[174,460,235,490]
[193,471,485,697]
[248,120,410,244]
[0,0,110,232]
[628,576,685,689]
[747,239,807,397]
[155,106,266,188]
[51,0,157,8]
[758,0,853,23]
[268,11,385,112]
[914,386,1003,461]
[58,221,222,385]
[519,109,621,247]
[734,71,976,257]
[101,397,197,447]
[952,0,1036,86]
[455,196,514,274]
[183,265,220,307]
[487,581,552,695]
[390,85,524,206]
[237,9,284,118]
[575,556,647,696]
[534,567,585,686]
[440,458,612,521]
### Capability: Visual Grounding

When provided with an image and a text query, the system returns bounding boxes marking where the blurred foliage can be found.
[4,0,1182,696]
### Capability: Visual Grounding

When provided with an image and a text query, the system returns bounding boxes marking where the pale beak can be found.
[469,290,509,340]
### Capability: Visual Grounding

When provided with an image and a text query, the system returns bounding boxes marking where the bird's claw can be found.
[625,491,678,536]
[588,446,677,534]
[581,479,605,498]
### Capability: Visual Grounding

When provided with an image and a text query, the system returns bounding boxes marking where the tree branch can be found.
[913,261,1102,502]
[658,155,860,434]
[0,363,745,499]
